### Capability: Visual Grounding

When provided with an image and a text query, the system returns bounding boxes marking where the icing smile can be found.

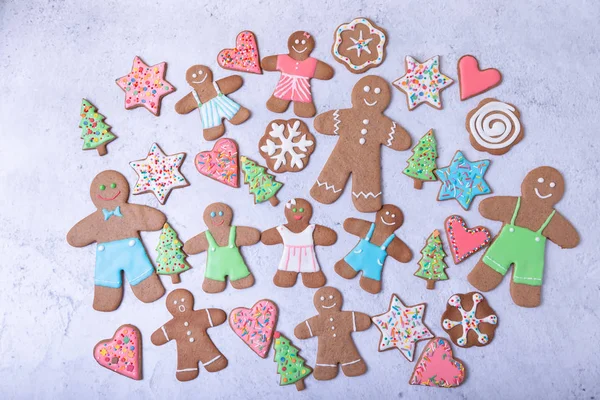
[292,46,307,53]
[321,303,337,309]
[364,99,378,106]
[97,191,121,201]
[535,187,552,199]
[178,305,186,313]
[380,216,394,226]
[294,215,303,220]
[213,219,224,226]
[192,74,208,84]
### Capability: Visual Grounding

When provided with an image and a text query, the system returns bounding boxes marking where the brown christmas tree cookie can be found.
[175,65,250,141]
[183,203,259,293]
[151,289,228,381]
[466,98,524,155]
[468,166,579,307]
[261,198,337,288]
[441,292,498,348]
[335,205,412,294]
[261,31,334,118]
[332,17,388,74]
[310,76,412,212]
[294,287,371,380]
[258,119,315,173]
[66,170,165,312]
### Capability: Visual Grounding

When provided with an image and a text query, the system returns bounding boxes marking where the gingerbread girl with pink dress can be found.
[261,31,334,118]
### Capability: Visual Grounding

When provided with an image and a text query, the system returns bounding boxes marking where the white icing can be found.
[468,101,521,150]
[316,180,342,193]
[260,120,314,170]
[380,216,394,226]
[442,293,497,346]
[346,30,373,57]
[386,122,396,147]
[535,187,552,199]
[352,191,381,199]
[333,109,341,135]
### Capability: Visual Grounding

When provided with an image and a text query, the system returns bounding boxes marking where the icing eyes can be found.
[292,208,297,212]
[181,298,185,302]
[299,208,304,212]
[99,185,106,191]
[192,73,197,78]
[110,183,117,189]
[198,70,203,75]
[218,211,224,216]
[363,86,371,92]
[374,87,381,94]
[210,211,216,217]
[301,39,306,45]
[328,295,334,299]
[391,214,396,218]
[385,211,389,215]
[538,177,544,183]
[173,300,178,304]
[550,182,556,188]
[294,39,300,44]
[320,296,325,301]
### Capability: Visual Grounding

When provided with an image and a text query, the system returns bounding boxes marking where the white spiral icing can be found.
[468,101,521,150]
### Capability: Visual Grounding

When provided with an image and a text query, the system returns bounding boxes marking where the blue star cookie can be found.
[435,151,491,210]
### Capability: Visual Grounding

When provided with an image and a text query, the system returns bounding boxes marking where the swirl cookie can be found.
[466,98,523,155]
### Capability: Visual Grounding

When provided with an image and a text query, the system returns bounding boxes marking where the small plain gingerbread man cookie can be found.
[175,65,250,141]
[294,287,371,380]
[151,289,228,381]
[66,170,166,312]
[310,76,412,212]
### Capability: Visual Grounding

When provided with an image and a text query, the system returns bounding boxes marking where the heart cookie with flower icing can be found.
[445,215,491,264]
[195,138,239,188]
[93,324,142,380]
[217,31,262,74]
[229,299,278,358]
[409,338,466,388]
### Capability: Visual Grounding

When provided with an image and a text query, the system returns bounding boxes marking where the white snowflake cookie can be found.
[259,119,316,173]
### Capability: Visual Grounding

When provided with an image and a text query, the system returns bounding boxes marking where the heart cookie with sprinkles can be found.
[217,31,262,74]
[444,215,491,264]
[229,299,278,358]
[93,324,142,380]
[195,138,239,188]
[409,338,466,388]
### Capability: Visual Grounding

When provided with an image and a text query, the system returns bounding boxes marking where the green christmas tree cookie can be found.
[79,99,116,156]
[273,331,312,391]
[403,129,438,189]
[414,230,448,290]
[155,222,191,284]
[240,156,282,206]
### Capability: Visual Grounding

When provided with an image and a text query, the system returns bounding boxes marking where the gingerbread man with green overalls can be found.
[468,167,579,308]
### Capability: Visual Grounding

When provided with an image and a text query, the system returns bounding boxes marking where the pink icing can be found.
[410,338,465,388]
[445,215,491,264]
[93,325,141,380]
[276,55,318,78]
[458,55,502,100]
[217,31,262,74]
[229,300,277,358]
[195,138,239,188]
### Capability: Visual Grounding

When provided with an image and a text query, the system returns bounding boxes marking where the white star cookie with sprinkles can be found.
[441,292,498,348]
[129,143,188,204]
[371,294,434,361]
[332,17,388,74]
[393,56,454,110]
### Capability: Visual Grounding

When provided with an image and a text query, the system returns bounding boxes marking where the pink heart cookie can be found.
[93,324,142,380]
[195,138,239,188]
[445,215,491,264]
[217,31,262,74]
[409,338,466,388]
[458,55,502,100]
[229,299,278,358]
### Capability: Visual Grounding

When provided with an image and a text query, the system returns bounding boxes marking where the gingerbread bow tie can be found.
[102,206,123,221]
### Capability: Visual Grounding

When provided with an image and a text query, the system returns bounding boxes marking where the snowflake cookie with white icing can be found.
[258,119,316,173]
[441,292,498,348]
[332,17,388,74]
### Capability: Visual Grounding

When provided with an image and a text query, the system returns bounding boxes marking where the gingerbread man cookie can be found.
[294,287,371,380]
[175,65,250,141]
[335,205,412,294]
[310,76,412,212]
[66,170,166,311]
[261,31,334,118]
[261,198,337,288]
[468,167,579,308]
[183,203,259,293]
[151,289,228,382]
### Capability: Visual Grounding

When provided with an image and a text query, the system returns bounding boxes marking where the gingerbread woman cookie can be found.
[151,289,228,381]
[310,76,411,212]
[175,65,250,141]
[468,167,579,307]
[66,170,165,311]
[183,203,259,293]
[294,287,371,380]
[261,31,334,118]
[261,198,337,288]
[335,205,412,294]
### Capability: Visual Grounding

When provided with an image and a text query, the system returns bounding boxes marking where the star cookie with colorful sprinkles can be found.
[441,292,498,348]
[332,17,388,74]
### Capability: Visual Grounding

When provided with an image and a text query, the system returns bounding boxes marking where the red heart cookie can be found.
[229,299,278,358]
[445,215,491,264]
[93,324,142,380]
[195,138,239,188]
[409,338,466,388]
[217,31,262,74]
[457,55,502,100]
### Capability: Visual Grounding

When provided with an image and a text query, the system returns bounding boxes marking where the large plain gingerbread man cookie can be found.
[310,76,412,212]
[294,287,371,380]
[66,170,166,311]
[151,289,228,381]
[467,167,579,307]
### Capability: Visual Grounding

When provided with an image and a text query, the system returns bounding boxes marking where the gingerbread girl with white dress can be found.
[261,31,334,118]
[310,76,412,212]
[261,198,337,288]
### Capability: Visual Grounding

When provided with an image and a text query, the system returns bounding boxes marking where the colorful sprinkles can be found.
[217,31,262,74]
[445,215,491,264]
[410,338,466,388]
[195,138,239,188]
[230,300,278,358]
[93,325,142,380]
[333,18,386,71]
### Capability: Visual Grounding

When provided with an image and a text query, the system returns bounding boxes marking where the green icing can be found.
[79,99,116,150]
[204,226,250,282]
[155,223,191,276]
[240,157,282,203]
[273,332,312,386]
[415,230,448,282]
[403,129,438,182]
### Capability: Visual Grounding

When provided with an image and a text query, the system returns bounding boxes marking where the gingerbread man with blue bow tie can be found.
[67,170,166,311]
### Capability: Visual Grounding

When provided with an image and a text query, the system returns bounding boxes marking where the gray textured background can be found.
[1,0,598,399]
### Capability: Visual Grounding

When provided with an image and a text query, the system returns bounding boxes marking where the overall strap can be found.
[213,81,222,95]
[365,223,376,242]
[510,197,522,225]
[537,210,556,234]
[381,234,396,250]
[228,226,237,247]
[205,230,217,247]
[192,89,202,106]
